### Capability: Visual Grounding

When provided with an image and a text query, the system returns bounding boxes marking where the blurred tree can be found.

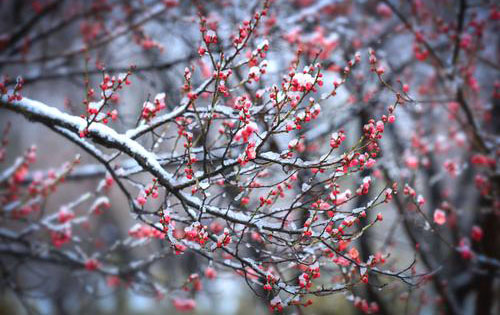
[0,0,499,314]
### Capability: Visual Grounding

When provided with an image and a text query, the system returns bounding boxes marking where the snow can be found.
[142,101,155,111]
[154,93,166,102]
[0,157,23,183]
[302,183,311,192]
[2,94,356,237]
[257,39,269,51]
[214,104,234,116]
[249,66,260,76]
[259,151,281,161]
[88,100,104,112]
[180,193,300,234]
[293,72,315,87]
[259,150,340,169]
[2,96,177,189]
[89,196,110,213]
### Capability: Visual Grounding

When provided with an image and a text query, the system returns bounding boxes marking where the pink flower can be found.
[458,238,473,260]
[376,3,392,18]
[471,226,483,242]
[433,209,446,225]
[366,158,376,168]
[50,228,72,248]
[376,120,385,132]
[241,197,250,205]
[106,276,121,287]
[204,267,217,279]
[57,208,75,223]
[85,259,100,271]
[405,155,419,169]
[349,247,359,260]
[136,195,147,206]
[172,298,196,312]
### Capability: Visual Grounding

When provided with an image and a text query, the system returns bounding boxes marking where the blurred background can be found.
[0,0,498,314]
